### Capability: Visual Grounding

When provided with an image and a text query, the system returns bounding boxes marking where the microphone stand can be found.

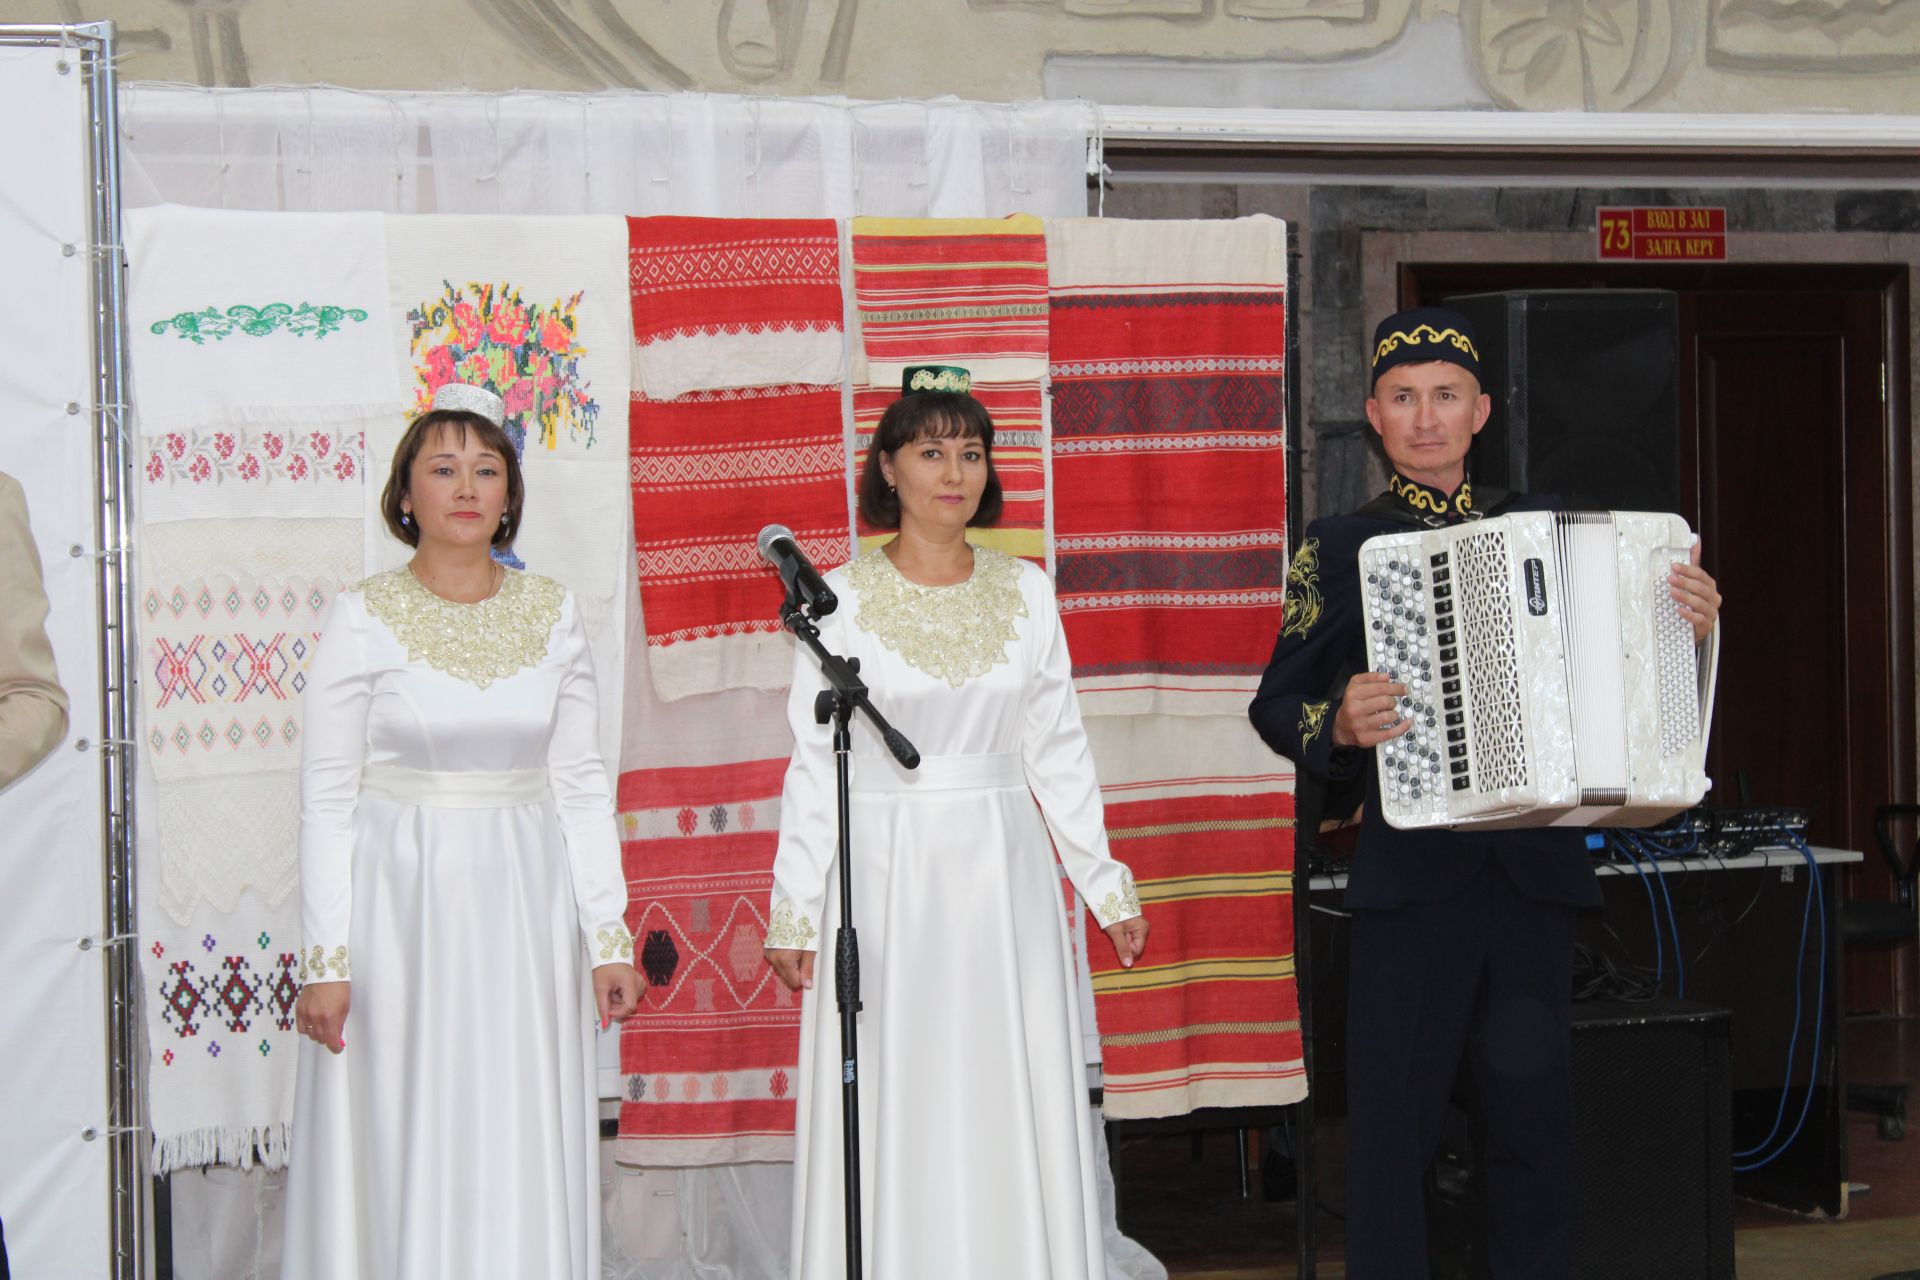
[778,597,918,1280]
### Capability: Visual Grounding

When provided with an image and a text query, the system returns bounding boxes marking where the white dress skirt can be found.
[281,568,633,1280]
[768,547,1142,1280]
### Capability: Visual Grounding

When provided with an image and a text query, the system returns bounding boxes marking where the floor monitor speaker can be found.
[1429,998,1735,1280]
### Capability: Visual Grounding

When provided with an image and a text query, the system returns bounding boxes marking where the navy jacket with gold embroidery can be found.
[1248,488,1601,911]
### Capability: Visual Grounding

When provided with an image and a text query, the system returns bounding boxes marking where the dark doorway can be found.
[1404,264,1914,1015]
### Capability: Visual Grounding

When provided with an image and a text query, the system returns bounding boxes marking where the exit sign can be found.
[1597,207,1727,261]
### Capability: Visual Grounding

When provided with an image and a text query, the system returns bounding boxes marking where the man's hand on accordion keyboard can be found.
[1333,672,1416,749]
[1669,539,1722,645]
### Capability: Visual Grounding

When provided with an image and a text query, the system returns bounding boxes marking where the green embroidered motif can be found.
[151,303,370,344]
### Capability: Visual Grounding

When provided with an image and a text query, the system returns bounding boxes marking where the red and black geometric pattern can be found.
[151,930,299,1058]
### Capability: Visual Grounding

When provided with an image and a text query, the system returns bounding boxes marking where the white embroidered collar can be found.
[847,545,1026,687]
[360,565,564,688]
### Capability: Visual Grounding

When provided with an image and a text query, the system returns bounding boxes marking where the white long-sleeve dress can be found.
[769,546,1141,1280]
[281,566,634,1280]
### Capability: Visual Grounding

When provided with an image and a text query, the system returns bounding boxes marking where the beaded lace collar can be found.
[360,565,564,688]
[847,545,1026,687]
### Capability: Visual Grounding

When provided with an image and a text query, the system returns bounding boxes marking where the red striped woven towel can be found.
[615,758,801,1166]
[850,379,1048,566]
[629,383,851,700]
[627,216,843,399]
[1084,715,1304,1120]
[1047,215,1290,716]
[850,215,1049,386]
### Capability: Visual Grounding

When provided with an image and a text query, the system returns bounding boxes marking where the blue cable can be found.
[1629,831,1687,998]
[1732,828,1827,1170]
[1609,832,1665,992]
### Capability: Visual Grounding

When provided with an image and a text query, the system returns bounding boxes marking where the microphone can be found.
[757,524,838,618]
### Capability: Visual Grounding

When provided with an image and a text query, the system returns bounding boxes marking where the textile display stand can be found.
[102,79,1304,1280]
[1097,225,1315,1279]
[0,21,142,1280]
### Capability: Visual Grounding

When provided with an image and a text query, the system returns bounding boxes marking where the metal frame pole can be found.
[1,19,151,1278]
[86,21,148,1277]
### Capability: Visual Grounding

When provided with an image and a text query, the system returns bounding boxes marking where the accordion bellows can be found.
[1359,511,1719,831]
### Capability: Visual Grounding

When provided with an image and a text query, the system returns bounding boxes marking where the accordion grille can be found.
[1655,574,1698,757]
[1454,528,1530,792]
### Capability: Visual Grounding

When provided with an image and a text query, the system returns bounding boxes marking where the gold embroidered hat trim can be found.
[1370,306,1483,384]
[361,565,565,688]
[848,545,1027,687]
[1388,472,1474,521]
[902,364,972,396]
[1372,324,1479,369]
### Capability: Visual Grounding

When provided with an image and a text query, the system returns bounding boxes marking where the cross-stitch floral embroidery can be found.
[144,427,363,489]
[407,280,600,455]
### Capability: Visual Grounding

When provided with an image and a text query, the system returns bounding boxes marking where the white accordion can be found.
[1358,511,1719,831]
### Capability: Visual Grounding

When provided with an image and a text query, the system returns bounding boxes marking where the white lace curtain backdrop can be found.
[118,85,1097,218]
[124,84,1163,1280]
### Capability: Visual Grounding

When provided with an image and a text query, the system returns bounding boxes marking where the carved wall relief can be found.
[1462,0,1696,109]
[1709,0,1920,71]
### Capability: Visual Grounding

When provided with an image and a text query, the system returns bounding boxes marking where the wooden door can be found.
[1682,289,1909,1012]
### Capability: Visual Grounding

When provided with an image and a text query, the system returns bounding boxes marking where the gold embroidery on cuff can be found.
[299,944,350,982]
[764,898,818,949]
[1299,699,1329,748]
[596,925,635,962]
[1094,870,1143,926]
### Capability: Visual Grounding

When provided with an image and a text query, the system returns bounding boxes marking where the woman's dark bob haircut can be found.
[856,391,1004,530]
[379,409,526,549]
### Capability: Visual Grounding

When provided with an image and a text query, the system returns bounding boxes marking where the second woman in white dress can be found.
[765,366,1150,1279]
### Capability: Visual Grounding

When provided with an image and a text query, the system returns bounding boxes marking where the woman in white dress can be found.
[764,366,1151,1279]
[282,382,643,1279]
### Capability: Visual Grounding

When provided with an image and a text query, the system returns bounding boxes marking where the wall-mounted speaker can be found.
[1445,290,1681,514]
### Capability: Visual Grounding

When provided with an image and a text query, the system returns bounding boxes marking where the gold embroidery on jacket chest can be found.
[849,546,1027,687]
[1281,538,1323,638]
[361,566,564,688]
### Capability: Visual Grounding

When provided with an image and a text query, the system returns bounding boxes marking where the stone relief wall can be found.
[18,0,1920,110]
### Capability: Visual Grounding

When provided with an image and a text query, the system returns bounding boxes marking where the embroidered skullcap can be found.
[430,381,506,428]
[1370,307,1482,386]
[901,365,972,396]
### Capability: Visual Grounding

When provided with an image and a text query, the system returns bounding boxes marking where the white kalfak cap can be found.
[430,381,506,428]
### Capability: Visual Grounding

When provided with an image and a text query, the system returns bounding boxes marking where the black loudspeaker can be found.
[1444,290,1681,514]
[1429,999,1735,1280]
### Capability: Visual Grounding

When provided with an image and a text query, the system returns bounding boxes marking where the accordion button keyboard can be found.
[1361,544,1452,824]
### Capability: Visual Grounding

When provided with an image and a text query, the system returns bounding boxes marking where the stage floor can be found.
[1117,1015,1920,1279]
